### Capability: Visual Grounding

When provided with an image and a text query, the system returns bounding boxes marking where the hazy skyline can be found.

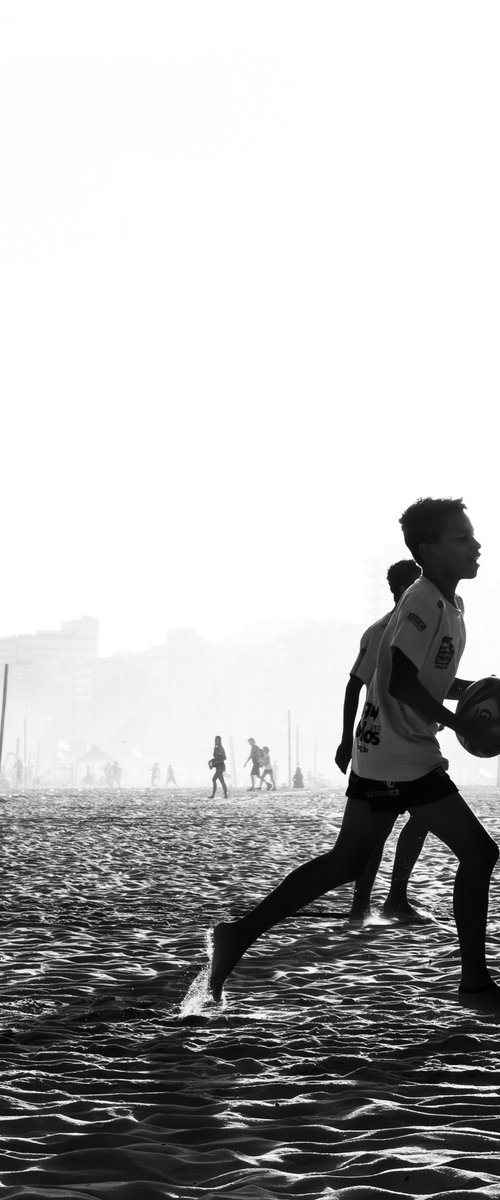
[1,2,499,664]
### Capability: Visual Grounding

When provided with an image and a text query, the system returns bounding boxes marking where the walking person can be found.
[244,738,263,791]
[209,736,228,799]
[209,498,500,1010]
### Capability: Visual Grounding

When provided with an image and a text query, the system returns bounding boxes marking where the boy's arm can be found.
[335,675,364,773]
[389,648,463,730]
[389,649,498,744]
[446,677,473,701]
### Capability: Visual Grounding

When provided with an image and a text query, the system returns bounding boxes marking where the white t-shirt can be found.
[352,576,466,781]
[350,611,394,686]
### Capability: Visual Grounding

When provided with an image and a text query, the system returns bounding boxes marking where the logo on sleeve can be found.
[406,611,427,633]
[435,636,454,669]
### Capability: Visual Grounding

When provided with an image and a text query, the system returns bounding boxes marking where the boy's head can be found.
[399,497,480,579]
[386,559,421,602]
[263,745,269,753]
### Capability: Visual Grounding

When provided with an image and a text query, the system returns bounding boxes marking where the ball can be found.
[455,676,500,758]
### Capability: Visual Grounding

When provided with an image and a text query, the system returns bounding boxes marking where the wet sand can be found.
[0,785,500,1198]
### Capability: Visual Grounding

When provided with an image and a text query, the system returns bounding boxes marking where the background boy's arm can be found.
[335,675,363,773]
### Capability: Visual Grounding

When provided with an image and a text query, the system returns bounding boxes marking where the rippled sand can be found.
[0,786,500,1198]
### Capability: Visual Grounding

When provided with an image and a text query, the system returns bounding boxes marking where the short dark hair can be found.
[399,498,467,566]
[386,559,421,600]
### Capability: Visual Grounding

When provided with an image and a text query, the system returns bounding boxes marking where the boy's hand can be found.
[335,740,352,774]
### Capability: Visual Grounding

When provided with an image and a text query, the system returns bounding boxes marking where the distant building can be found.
[0,617,99,771]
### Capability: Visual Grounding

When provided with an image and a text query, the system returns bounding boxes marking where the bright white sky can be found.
[1,1,499,661]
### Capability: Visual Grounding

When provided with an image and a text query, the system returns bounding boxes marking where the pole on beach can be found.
[229,736,237,787]
[296,724,299,768]
[314,740,317,784]
[24,718,27,789]
[287,710,291,786]
[0,664,9,773]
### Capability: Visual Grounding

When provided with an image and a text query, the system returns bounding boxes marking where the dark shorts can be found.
[251,764,261,777]
[346,766,458,815]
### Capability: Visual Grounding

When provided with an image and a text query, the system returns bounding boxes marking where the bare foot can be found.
[208,921,244,1002]
[458,981,500,1012]
[348,904,371,925]
[381,900,432,925]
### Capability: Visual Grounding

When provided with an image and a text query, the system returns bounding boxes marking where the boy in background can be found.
[336,559,427,922]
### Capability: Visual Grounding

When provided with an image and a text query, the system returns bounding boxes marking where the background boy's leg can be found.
[381,816,427,919]
[350,837,387,919]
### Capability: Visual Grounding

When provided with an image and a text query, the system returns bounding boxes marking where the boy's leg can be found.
[209,799,396,1000]
[407,793,499,998]
[381,817,427,920]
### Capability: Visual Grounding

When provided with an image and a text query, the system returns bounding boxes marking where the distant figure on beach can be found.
[244,739,264,791]
[260,746,276,791]
[336,557,427,922]
[209,736,228,799]
[209,497,500,1012]
[112,761,122,787]
[151,763,160,788]
[293,766,304,789]
[83,766,94,787]
[166,764,177,787]
[14,757,23,787]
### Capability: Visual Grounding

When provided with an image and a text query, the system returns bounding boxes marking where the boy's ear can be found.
[417,541,432,565]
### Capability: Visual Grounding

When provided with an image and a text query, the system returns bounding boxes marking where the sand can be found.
[0,785,499,1199]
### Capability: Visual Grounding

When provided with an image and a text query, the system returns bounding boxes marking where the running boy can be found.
[336,558,428,922]
[261,746,276,791]
[209,498,500,1009]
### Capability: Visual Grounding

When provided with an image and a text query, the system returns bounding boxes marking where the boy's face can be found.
[423,512,480,580]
